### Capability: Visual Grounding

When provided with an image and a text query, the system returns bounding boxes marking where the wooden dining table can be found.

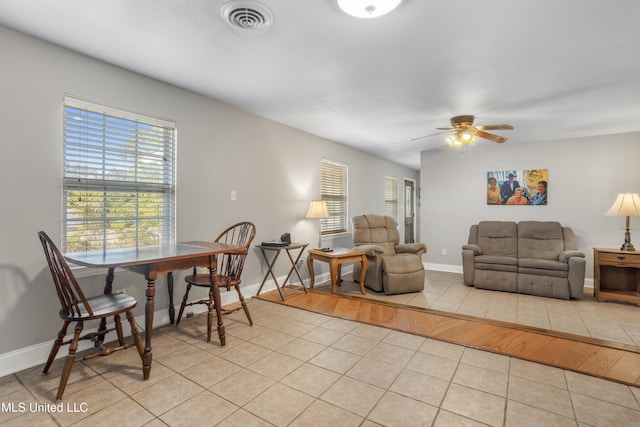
[63,241,243,380]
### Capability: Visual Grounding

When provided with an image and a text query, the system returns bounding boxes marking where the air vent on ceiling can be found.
[221,1,273,30]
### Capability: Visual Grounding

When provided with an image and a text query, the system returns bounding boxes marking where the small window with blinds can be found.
[63,97,176,252]
[384,176,399,221]
[320,159,348,235]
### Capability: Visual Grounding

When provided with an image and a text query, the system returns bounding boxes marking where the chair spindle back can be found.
[215,222,256,282]
[38,231,93,318]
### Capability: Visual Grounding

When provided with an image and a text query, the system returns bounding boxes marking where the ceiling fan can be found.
[412,115,513,146]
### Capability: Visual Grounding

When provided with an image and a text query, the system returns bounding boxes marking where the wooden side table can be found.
[593,247,640,307]
[307,247,368,294]
[255,242,309,301]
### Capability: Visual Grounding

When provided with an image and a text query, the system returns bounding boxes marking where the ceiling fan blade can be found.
[476,124,514,131]
[436,127,455,130]
[476,130,508,143]
[410,130,451,141]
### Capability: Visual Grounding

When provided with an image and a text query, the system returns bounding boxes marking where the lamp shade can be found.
[306,200,330,219]
[605,193,640,216]
[337,0,402,18]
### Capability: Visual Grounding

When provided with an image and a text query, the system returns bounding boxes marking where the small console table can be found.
[593,247,640,307]
[307,247,368,295]
[255,242,308,301]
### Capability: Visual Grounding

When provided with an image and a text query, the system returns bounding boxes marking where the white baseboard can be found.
[0,268,335,378]
[424,262,463,274]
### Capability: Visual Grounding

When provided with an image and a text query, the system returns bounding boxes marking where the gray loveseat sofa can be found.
[462,221,586,299]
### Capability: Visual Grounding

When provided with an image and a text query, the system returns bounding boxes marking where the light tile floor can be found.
[320,270,640,348]
[1,273,639,426]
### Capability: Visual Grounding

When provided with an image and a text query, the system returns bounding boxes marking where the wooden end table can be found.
[593,247,640,306]
[307,247,368,294]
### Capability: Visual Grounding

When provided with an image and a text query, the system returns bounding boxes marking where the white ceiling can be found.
[2,0,640,170]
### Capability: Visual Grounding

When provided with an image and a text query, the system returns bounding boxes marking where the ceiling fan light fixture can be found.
[458,130,477,144]
[445,135,456,147]
[446,134,465,147]
[411,115,513,146]
[337,0,402,18]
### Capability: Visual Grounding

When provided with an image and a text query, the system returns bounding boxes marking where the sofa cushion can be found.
[475,254,518,272]
[473,270,518,292]
[475,255,518,266]
[476,221,518,257]
[475,255,518,272]
[382,253,424,274]
[518,274,571,299]
[518,258,569,271]
[518,221,564,260]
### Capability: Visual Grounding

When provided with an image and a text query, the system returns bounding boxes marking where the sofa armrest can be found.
[559,250,585,262]
[354,244,385,258]
[461,247,476,285]
[462,244,482,256]
[568,256,586,298]
[396,243,427,257]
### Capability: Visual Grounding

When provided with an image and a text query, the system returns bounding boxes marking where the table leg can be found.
[358,256,368,295]
[209,255,226,346]
[284,248,307,293]
[104,268,115,294]
[307,255,316,290]
[256,248,285,300]
[167,272,175,324]
[143,273,157,380]
[96,268,116,346]
[330,259,339,294]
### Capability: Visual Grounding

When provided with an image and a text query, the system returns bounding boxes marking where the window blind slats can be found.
[320,160,347,235]
[63,98,176,252]
[385,176,399,221]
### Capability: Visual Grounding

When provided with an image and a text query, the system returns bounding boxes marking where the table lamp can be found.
[605,192,640,251]
[306,200,330,248]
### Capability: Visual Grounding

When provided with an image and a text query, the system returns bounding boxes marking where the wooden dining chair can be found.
[37,231,144,401]
[176,222,256,342]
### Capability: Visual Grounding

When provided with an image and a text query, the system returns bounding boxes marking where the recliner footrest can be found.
[381,254,425,295]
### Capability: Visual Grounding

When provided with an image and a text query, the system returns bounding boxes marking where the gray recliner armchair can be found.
[352,214,427,294]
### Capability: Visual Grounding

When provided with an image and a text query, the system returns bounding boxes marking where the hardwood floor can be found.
[258,287,640,387]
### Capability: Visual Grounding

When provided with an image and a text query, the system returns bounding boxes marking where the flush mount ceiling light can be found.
[337,0,402,18]
[221,1,273,30]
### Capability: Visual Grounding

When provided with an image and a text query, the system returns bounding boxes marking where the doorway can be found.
[404,179,415,243]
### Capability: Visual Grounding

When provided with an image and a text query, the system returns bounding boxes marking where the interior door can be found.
[404,179,415,243]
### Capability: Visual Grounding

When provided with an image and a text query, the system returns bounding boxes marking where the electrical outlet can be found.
[441,248,447,256]
[230,190,237,201]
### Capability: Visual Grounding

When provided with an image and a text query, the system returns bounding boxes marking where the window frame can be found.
[320,159,348,236]
[384,176,399,222]
[62,96,176,252]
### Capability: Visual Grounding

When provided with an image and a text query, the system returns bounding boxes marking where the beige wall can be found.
[0,25,418,371]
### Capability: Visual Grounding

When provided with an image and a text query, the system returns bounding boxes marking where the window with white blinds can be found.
[320,159,348,235]
[385,176,399,221]
[63,97,176,252]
